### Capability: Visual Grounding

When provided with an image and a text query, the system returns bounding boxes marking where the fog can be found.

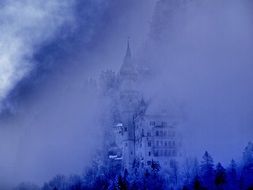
[0,0,154,188]
[141,0,253,163]
[0,0,75,110]
[0,0,252,188]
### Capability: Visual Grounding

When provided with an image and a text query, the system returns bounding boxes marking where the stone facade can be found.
[109,41,181,171]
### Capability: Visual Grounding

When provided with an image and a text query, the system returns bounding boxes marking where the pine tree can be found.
[182,158,199,186]
[215,163,226,190]
[200,151,214,189]
[241,142,253,189]
[243,142,253,167]
[227,159,238,189]
[192,176,205,190]
[116,175,128,190]
[169,160,179,187]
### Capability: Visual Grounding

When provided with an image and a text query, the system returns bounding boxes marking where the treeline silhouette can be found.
[15,142,253,190]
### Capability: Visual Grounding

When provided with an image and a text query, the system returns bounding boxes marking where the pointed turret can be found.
[119,39,136,77]
[124,38,131,61]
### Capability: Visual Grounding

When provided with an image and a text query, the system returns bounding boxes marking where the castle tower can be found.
[118,40,140,170]
[119,39,137,92]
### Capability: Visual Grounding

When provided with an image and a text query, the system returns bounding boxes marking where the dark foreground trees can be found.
[15,142,253,190]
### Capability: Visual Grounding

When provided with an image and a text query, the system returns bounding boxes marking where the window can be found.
[147,161,151,165]
[147,132,151,137]
[125,143,128,147]
[148,151,151,156]
[156,141,159,146]
[165,141,167,146]
[142,129,144,136]
[148,141,151,147]
[159,131,163,136]
[150,121,155,126]
[124,127,127,132]
[154,151,158,157]
[156,131,159,136]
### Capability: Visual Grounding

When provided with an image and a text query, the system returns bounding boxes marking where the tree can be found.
[241,142,253,189]
[243,142,253,167]
[42,175,67,190]
[182,158,199,186]
[227,159,238,189]
[115,175,128,190]
[215,163,226,190]
[14,182,40,190]
[68,175,82,190]
[191,176,205,190]
[200,151,214,188]
[169,159,180,187]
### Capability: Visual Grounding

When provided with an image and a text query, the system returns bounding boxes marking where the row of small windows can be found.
[141,129,175,137]
[146,140,176,147]
[155,130,175,137]
[154,149,177,157]
[155,140,176,147]
[129,140,175,149]
[150,121,167,126]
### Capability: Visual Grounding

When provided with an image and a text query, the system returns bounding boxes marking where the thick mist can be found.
[141,0,253,163]
[0,0,75,111]
[0,0,155,188]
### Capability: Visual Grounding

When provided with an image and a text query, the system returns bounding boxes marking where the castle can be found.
[107,40,181,171]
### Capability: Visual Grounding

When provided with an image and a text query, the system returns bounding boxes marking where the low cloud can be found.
[0,0,75,110]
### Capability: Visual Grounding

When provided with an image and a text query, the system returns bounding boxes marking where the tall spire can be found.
[120,38,135,76]
[125,37,131,58]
